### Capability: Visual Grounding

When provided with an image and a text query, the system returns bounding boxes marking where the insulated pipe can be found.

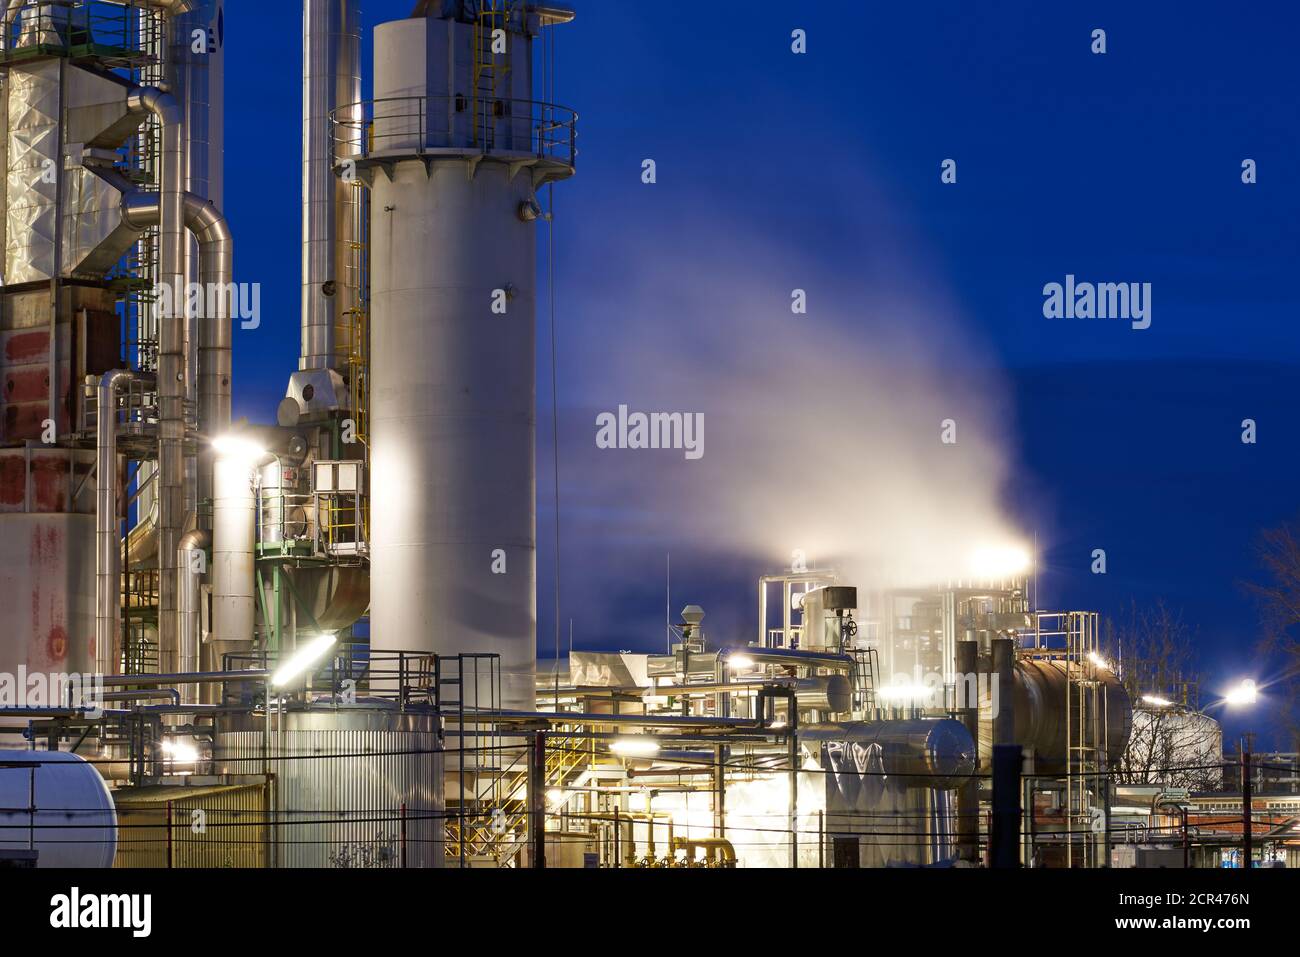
[0,1,25,50]
[95,370,135,677]
[302,0,361,370]
[211,453,256,654]
[955,640,980,863]
[122,189,234,460]
[127,84,186,673]
[991,638,1016,747]
[177,528,210,701]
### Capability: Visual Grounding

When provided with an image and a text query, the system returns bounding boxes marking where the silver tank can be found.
[978,657,1133,773]
[216,706,444,867]
[366,11,574,709]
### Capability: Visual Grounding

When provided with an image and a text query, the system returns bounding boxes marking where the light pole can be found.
[1224,680,1259,869]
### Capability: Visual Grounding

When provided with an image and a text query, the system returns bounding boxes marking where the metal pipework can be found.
[95,369,135,677]
[211,453,256,654]
[122,189,234,457]
[127,83,186,673]
[651,676,852,714]
[177,528,210,701]
[301,0,361,371]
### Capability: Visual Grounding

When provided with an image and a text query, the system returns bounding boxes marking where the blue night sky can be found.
[222,2,1300,747]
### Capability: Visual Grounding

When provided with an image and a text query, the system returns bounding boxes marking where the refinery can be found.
[0,0,1291,878]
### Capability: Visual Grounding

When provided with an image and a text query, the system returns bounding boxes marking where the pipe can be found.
[301,0,361,371]
[99,670,269,688]
[95,370,135,677]
[177,528,210,700]
[992,638,1016,747]
[127,83,186,674]
[211,452,256,652]
[955,640,980,863]
[0,1,25,51]
[121,189,234,452]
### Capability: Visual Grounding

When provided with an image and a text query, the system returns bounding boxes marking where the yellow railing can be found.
[445,726,593,863]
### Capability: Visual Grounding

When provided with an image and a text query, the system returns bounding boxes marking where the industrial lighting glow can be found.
[160,738,199,764]
[546,788,565,805]
[1224,679,1258,707]
[727,655,755,671]
[1087,652,1111,671]
[212,434,266,462]
[967,544,1033,579]
[610,736,660,758]
[877,682,927,702]
[1141,694,1173,708]
[271,632,338,688]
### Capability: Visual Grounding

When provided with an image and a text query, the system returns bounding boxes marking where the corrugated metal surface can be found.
[217,711,444,867]
[114,783,267,869]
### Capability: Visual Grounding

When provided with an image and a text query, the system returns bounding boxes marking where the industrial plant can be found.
[0,0,1281,873]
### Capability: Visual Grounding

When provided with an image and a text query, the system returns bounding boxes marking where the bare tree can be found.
[1106,602,1222,791]
[1244,517,1300,743]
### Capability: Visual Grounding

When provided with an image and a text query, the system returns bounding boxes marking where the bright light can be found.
[727,655,755,671]
[160,738,199,764]
[610,736,660,758]
[546,788,565,805]
[271,632,338,688]
[1088,652,1111,671]
[1142,694,1173,707]
[212,434,267,462]
[967,544,1032,579]
[877,682,928,702]
[1224,679,1258,707]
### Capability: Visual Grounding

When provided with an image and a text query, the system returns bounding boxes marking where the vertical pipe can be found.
[177,529,210,700]
[955,639,979,862]
[302,0,361,371]
[212,454,256,653]
[530,730,546,868]
[1241,738,1253,869]
[95,370,135,677]
[990,743,1021,868]
[127,82,185,674]
[992,637,1016,747]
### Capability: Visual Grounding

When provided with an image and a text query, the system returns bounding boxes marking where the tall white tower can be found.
[365,3,575,709]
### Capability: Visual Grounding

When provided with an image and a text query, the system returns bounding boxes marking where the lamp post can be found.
[1224,680,1258,869]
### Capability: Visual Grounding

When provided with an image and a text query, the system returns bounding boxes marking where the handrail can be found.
[331,94,578,169]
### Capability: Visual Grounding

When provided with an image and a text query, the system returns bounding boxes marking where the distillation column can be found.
[366,5,575,709]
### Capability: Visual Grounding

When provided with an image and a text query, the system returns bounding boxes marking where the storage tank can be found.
[0,751,117,868]
[365,5,576,709]
[978,657,1133,773]
[216,705,444,867]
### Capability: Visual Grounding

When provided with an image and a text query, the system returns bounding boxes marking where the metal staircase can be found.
[445,723,594,866]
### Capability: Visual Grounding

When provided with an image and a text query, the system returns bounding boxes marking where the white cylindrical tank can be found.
[212,455,256,655]
[0,751,117,868]
[366,10,574,710]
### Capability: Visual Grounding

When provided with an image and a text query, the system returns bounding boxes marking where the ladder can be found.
[471,1,517,149]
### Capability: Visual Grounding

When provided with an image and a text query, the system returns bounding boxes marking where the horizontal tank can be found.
[0,750,116,868]
[979,657,1133,773]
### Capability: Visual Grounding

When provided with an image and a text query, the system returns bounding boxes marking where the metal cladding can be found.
[301,0,361,371]
[216,708,444,867]
[0,750,117,868]
[367,13,572,710]
[977,656,1134,773]
[211,455,255,651]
